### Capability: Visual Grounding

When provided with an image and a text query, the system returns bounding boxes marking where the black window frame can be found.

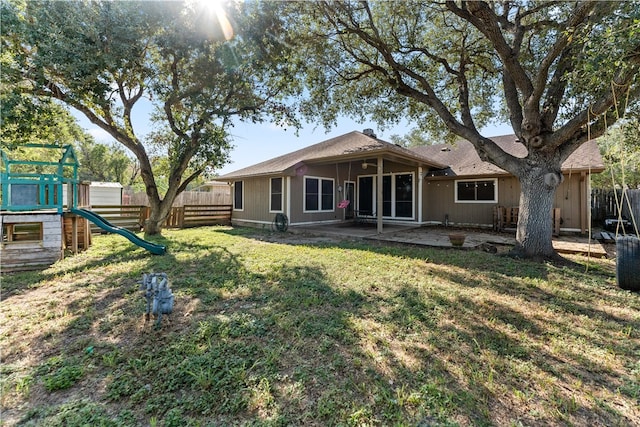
[303,176,334,213]
[455,179,497,203]
[233,180,244,211]
[270,177,283,213]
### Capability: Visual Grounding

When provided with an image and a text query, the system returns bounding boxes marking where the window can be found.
[358,176,374,214]
[270,177,283,212]
[304,176,334,212]
[2,222,43,243]
[233,181,243,210]
[455,179,497,203]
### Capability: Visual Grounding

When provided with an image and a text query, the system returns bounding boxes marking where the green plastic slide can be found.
[70,208,166,255]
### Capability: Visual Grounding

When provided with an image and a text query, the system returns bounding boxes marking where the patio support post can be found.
[418,166,423,223]
[377,156,383,234]
[286,176,291,222]
[580,171,587,234]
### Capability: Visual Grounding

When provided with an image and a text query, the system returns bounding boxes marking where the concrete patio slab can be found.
[294,223,608,257]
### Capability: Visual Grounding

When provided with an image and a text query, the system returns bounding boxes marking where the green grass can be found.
[1,226,638,426]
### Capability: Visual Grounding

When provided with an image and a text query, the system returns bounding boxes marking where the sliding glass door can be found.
[358,173,414,219]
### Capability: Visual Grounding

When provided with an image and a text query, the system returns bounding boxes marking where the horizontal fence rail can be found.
[165,205,232,228]
[83,204,232,233]
[124,190,231,207]
[89,205,148,232]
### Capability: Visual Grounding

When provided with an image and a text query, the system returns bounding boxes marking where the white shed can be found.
[89,182,123,206]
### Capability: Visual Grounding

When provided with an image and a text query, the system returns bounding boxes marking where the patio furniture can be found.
[493,206,561,236]
[354,210,375,225]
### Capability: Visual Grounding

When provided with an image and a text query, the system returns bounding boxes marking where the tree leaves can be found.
[2,0,299,233]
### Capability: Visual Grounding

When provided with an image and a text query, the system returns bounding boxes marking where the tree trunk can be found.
[144,215,163,236]
[144,202,174,236]
[512,166,561,259]
[143,196,163,236]
[143,192,174,237]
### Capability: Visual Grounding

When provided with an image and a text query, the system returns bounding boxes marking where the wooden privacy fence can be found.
[90,205,148,232]
[88,204,231,233]
[164,205,232,228]
[124,190,231,207]
[592,189,640,224]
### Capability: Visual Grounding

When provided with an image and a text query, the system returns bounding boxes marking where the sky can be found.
[68,0,517,177]
[73,108,514,177]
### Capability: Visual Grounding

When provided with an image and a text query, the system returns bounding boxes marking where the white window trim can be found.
[454,178,498,203]
[303,175,335,213]
[358,172,415,219]
[269,177,284,213]
[233,180,244,211]
[388,172,415,219]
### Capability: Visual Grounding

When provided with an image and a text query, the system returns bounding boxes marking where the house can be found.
[218,130,604,234]
[413,135,604,233]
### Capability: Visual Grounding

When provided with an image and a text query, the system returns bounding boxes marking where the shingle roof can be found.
[412,134,604,177]
[218,131,604,180]
[218,131,447,179]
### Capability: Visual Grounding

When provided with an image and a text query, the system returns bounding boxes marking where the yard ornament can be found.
[140,273,174,328]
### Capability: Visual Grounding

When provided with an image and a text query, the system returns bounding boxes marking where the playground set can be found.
[1,144,165,271]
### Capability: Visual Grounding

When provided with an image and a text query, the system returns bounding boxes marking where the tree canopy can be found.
[0,93,85,149]
[284,0,640,258]
[2,0,299,234]
[592,116,640,190]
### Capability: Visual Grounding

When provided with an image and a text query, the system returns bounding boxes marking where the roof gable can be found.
[218,132,604,180]
[219,131,446,179]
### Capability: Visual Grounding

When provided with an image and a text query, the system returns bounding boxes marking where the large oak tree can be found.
[287,1,640,259]
[2,0,298,235]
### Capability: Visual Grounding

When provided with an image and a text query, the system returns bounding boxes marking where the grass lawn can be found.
[1,226,638,426]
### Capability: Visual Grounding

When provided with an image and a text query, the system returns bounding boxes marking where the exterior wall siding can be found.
[423,178,505,226]
[228,158,592,232]
[231,177,277,225]
[554,173,587,231]
[423,173,587,230]
[230,160,426,228]
[291,164,342,224]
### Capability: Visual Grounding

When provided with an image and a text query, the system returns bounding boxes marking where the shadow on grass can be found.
[0,232,172,299]
[3,226,638,426]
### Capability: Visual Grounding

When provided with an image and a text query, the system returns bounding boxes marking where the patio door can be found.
[358,173,414,219]
[358,176,374,215]
[344,181,355,219]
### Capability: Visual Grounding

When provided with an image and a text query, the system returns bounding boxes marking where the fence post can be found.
[141,206,149,228]
[178,206,185,228]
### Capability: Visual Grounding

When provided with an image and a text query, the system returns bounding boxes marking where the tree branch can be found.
[527,2,598,116]
[445,0,534,98]
[553,60,640,157]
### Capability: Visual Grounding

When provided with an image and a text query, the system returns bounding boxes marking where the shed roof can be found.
[412,135,605,177]
[90,181,123,188]
[218,131,447,179]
